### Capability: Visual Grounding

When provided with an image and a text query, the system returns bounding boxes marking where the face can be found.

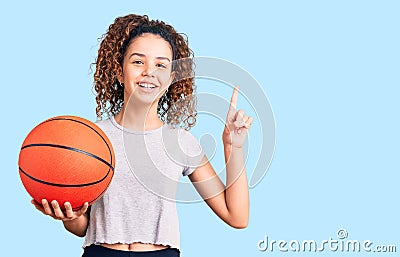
[118,33,174,106]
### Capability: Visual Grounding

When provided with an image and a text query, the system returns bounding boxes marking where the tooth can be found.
[138,82,155,88]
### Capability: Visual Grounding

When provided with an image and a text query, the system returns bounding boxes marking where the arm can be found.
[224,143,249,227]
[62,211,90,237]
[189,147,249,228]
[189,86,253,229]
[32,199,89,237]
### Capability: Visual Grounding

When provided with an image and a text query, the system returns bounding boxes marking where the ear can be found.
[169,71,176,85]
[117,65,124,84]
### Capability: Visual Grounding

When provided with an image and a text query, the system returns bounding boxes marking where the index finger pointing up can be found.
[229,86,239,111]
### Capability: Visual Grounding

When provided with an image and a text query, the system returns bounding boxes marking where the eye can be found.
[157,63,168,69]
[132,60,143,65]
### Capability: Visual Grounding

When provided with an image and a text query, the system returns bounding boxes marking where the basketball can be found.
[18,116,115,210]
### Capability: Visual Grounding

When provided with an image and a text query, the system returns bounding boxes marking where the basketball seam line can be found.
[41,116,114,167]
[21,143,114,171]
[72,178,113,210]
[19,166,112,188]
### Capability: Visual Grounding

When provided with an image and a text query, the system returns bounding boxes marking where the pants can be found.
[82,245,180,257]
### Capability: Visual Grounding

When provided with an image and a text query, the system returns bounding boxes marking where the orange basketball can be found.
[18,116,115,210]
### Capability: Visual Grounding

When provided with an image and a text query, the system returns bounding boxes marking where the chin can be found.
[127,93,162,107]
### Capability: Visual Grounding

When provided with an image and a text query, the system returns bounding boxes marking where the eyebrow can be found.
[129,52,171,62]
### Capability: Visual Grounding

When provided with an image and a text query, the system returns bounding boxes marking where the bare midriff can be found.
[101,242,169,251]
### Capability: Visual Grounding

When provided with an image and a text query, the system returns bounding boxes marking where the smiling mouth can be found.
[138,82,157,88]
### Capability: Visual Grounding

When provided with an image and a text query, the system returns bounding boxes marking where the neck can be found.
[114,100,163,131]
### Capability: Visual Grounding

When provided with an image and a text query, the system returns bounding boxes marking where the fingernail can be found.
[42,199,46,204]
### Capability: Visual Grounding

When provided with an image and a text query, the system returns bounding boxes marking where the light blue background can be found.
[1,0,399,256]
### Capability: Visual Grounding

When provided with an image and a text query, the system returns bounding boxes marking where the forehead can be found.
[126,33,173,59]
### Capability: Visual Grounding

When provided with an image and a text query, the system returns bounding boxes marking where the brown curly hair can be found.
[93,14,197,130]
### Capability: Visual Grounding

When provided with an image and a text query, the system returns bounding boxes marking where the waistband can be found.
[83,244,180,257]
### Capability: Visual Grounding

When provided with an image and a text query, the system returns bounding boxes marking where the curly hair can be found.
[93,14,197,130]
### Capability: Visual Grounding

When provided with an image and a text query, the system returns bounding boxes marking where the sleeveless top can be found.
[83,116,205,250]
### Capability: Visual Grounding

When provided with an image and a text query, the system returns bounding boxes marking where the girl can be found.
[32,14,253,257]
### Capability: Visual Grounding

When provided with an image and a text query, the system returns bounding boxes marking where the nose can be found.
[141,63,156,77]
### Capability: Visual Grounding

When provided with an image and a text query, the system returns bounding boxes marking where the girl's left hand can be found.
[222,86,253,148]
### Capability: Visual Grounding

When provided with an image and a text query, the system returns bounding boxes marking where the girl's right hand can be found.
[31,199,88,222]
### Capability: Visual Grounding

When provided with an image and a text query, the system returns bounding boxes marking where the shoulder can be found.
[175,127,203,156]
[94,117,113,131]
[162,125,203,154]
[161,125,196,140]
[174,127,199,145]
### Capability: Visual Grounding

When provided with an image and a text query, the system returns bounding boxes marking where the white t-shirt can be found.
[83,116,205,250]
